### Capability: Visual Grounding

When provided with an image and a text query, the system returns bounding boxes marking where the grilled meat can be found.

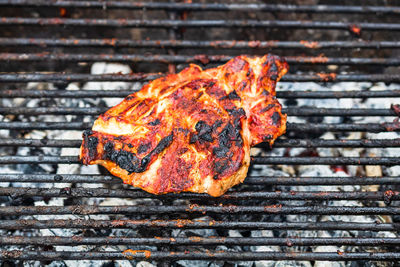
[80,55,288,197]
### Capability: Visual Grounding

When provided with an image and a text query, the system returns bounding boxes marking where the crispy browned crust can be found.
[80,55,288,197]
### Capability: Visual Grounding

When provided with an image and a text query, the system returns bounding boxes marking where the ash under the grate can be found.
[1,62,400,267]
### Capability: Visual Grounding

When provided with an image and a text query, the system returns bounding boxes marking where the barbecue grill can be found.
[1,0,400,266]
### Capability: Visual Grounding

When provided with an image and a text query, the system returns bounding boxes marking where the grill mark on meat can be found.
[262,89,270,96]
[272,112,281,125]
[226,107,246,118]
[237,81,248,91]
[219,90,241,101]
[148,119,160,126]
[104,133,174,173]
[265,57,279,81]
[82,130,98,160]
[260,104,275,113]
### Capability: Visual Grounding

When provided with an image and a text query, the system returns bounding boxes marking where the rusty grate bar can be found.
[1,174,400,186]
[1,187,399,201]
[0,107,397,116]
[2,236,400,247]
[0,219,397,231]
[2,251,400,261]
[1,138,399,148]
[0,73,398,83]
[1,18,400,31]
[0,205,400,215]
[0,122,397,132]
[1,38,400,49]
[1,89,400,99]
[1,53,400,66]
[1,155,400,166]
[1,1,400,14]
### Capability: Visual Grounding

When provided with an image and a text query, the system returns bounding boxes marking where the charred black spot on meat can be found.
[266,60,279,81]
[140,133,174,170]
[103,133,173,174]
[83,130,93,137]
[226,107,246,118]
[272,112,281,125]
[199,132,213,142]
[260,104,275,113]
[262,90,270,96]
[152,133,174,155]
[82,130,98,159]
[214,159,229,175]
[189,134,198,144]
[125,95,134,100]
[237,81,247,91]
[127,143,133,148]
[246,69,252,77]
[194,121,214,143]
[138,143,151,154]
[115,151,140,174]
[263,134,273,142]
[149,119,160,126]
[212,120,223,131]
[220,90,241,101]
[104,142,141,174]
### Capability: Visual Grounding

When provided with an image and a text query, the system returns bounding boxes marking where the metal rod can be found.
[1,18,400,31]
[1,53,399,66]
[1,1,400,14]
[0,107,396,116]
[2,174,400,186]
[0,122,397,132]
[0,205,399,215]
[0,73,399,83]
[2,251,400,261]
[2,236,400,247]
[1,156,400,165]
[1,89,400,99]
[1,187,398,200]
[2,138,399,148]
[1,38,400,49]
[0,219,397,231]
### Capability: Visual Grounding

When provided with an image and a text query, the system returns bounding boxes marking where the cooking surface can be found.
[0,0,400,266]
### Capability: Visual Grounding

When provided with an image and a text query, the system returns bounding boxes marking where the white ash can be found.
[274,261,312,267]
[83,62,133,107]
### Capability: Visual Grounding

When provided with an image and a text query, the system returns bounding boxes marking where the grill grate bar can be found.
[0,219,397,231]
[1,73,399,82]
[0,122,396,132]
[1,174,400,186]
[2,1,400,14]
[1,205,399,215]
[2,251,400,261]
[1,38,400,49]
[2,187,398,201]
[1,156,400,165]
[1,18,400,31]
[2,138,400,148]
[2,236,400,247]
[0,107,396,116]
[1,89,400,99]
[2,53,400,66]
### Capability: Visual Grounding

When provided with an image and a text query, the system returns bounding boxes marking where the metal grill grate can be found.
[0,0,400,265]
